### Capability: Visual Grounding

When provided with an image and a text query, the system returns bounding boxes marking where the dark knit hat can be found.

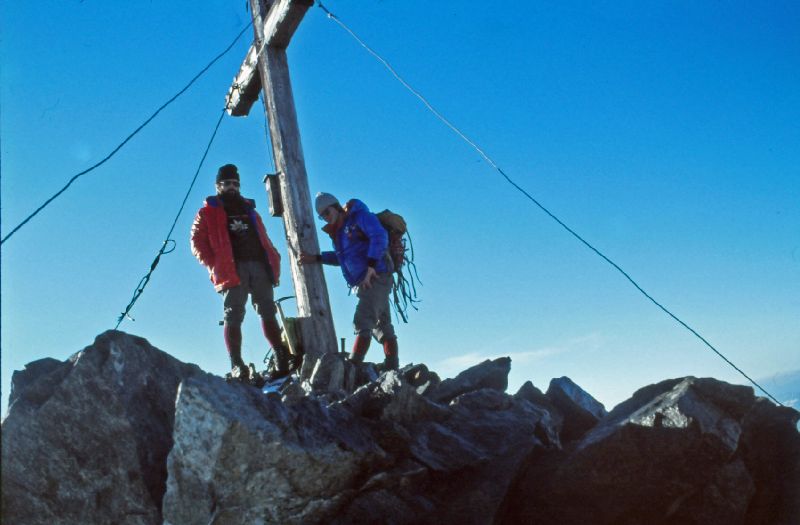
[216,164,240,183]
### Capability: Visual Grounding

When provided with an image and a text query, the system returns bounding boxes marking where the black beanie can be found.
[216,164,240,183]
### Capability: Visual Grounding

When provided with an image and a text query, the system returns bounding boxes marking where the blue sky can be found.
[2,1,798,416]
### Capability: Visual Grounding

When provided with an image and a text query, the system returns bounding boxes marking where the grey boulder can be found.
[1,330,202,525]
[545,375,607,442]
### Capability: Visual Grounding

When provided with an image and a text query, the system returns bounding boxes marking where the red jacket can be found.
[190,196,281,292]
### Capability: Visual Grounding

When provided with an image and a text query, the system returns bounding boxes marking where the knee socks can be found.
[224,322,244,369]
[261,316,284,350]
[383,337,398,358]
[261,316,289,371]
[350,334,372,363]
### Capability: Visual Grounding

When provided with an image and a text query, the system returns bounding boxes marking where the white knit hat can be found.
[314,192,340,215]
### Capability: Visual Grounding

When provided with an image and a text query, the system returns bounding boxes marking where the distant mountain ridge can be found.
[759,370,800,408]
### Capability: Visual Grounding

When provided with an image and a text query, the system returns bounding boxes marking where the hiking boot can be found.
[383,354,399,371]
[230,364,250,382]
[264,343,292,382]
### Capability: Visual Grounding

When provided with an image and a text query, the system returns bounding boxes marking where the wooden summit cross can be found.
[226,0,337,363]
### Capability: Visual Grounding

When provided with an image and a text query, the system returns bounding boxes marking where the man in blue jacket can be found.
[300,192,399,370]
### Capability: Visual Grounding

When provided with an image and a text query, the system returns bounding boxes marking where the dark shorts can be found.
[353,272,396,343]
[220,260,276,324]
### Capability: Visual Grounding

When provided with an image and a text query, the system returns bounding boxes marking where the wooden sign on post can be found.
[227,0,338,367]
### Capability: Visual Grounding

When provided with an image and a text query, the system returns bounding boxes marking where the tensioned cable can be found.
[115,108,227,329]
[1,23,252,246]
[315,2,783,406]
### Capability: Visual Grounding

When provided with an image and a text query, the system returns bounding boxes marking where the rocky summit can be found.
[2,331,798,524]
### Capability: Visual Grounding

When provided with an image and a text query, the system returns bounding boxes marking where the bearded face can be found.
[216,180,241,199]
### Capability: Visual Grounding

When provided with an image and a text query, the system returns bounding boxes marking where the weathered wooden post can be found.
[226,0,338,368]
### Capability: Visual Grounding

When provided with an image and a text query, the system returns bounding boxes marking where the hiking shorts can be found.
[353,271,396,343]
[221,260,276,324]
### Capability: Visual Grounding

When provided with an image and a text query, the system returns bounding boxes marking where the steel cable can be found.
[315,1,783,406]
[115,108,226,329]
[1,23,252,246]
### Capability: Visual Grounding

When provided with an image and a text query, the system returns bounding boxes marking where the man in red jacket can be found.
[190,164,290,382]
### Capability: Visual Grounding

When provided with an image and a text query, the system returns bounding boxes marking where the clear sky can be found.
[2,1,798,416]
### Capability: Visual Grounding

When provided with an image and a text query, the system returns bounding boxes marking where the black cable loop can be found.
[162,239,177,255]
[115,108,227,329]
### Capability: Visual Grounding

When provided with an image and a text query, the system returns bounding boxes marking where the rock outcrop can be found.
[545,375,607,442]
[163,356,559,524]
[1,331,203,524]
[501,377,800,525]
[2,331,798,525]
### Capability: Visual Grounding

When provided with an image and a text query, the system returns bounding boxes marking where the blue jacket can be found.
[321,199,389,286]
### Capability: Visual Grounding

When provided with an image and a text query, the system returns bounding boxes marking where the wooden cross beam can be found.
[226,0,310,116]
[227,0,338,365]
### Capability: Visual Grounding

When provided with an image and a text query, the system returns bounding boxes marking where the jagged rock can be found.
[8,357,65,406]
[280,378,308,403]
[500,376,800,525]
[579,377,751,452]
[329,374,560,524]
[6,333,798,525]
[410,387,557,524]
[162,374,388,525]
[514,380,550,405]
[401,363,440,396]
[334,371,448,429]
[515,380,564,437]
[164,358,559,524]
[739,398,800,523]
[371,371,451,425]
[1,331,202,525]
[328,460,435,525]
[546,375,607,442]
[428,357,510,404]
[309,352,348,393]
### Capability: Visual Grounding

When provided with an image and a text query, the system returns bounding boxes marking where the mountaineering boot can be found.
[349,333,371,365]
[224,322,249,381]
[268,345,292,381]
[229,364,250,382]
[382,338,399,371]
